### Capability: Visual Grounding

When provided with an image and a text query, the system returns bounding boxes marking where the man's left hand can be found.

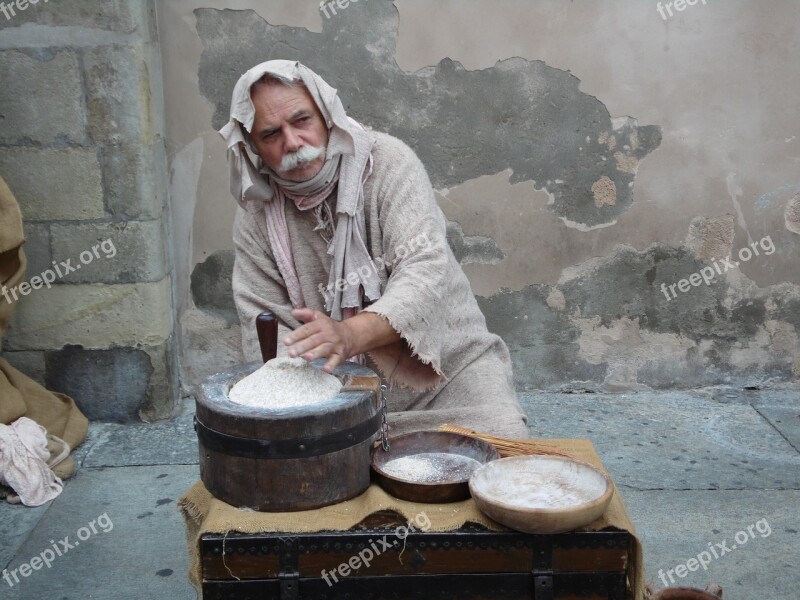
[284,308,355,373]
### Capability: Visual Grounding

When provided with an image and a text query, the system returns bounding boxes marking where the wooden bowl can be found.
[371,431,500,503]
[468,455,614,534]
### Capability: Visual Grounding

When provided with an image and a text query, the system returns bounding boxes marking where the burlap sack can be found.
[0,176,88,485]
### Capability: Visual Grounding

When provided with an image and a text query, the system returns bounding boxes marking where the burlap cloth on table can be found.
[178,438,645,600]
[0,176,88,489]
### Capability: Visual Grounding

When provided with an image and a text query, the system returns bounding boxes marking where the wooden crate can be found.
[199,512,632,599]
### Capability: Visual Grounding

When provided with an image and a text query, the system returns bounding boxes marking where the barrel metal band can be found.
[194,409,384,459]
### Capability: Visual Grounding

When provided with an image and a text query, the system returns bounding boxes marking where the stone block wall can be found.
[0,0,177,422]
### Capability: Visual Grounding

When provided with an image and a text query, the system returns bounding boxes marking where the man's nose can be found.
[283,127,302,152]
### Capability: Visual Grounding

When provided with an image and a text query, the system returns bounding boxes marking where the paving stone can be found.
[623,490,800,600]
[83,410,199,468]
[0,147,104,221]
[518,391,800,490]
[753,404,800,451]
[1,422,117,571]
[50,220,167,284]
[1,465,198,600]
[0,49,85,145]
[0,502,50,571]
[69,421,115,468]
[710,388,800,406]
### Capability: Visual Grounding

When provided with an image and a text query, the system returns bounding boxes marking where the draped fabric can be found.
[219,60,380,321]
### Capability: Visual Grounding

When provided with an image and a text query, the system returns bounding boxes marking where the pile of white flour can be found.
[382,453,483,483]
[227,357,343,409]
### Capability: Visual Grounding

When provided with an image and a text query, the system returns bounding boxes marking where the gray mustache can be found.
[280,145,325,171]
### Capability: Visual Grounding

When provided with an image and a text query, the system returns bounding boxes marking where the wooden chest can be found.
[199,512,633,600]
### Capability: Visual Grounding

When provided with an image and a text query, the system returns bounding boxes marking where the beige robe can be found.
[231,131,528,438]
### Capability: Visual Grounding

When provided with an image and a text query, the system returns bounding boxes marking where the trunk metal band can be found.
[194,410,384,459]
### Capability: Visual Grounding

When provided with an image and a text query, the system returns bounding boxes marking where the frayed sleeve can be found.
[361,146,451,392]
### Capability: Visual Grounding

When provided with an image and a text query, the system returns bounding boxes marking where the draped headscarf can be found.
[219,60,381,321]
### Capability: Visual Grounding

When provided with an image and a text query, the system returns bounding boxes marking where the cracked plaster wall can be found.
[157,0,800,393]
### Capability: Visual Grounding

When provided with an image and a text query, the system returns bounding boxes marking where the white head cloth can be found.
[219,60,380,321]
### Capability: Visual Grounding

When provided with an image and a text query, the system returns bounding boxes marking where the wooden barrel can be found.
[194,359,384,511]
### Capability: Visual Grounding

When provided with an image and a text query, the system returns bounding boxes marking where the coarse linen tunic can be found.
[232,131,529,438]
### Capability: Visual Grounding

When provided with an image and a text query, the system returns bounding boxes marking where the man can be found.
[222,60,528,437]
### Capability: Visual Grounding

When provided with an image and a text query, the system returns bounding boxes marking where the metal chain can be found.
[380,383,390,451]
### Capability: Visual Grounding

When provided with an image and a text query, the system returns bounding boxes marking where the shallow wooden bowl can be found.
[371,431,499,503]
[469,455,614,534]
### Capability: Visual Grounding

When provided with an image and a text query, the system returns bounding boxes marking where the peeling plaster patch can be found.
[591,175,617,208]
[477,285,607,390]
[785,192,800,234]
[560,242,800,387]
[446,220,505,265]
[558,215,618,232]
[478,240,800,389]
[755,182,800,211]
[190,250,238,325]
[575,316,695,391]
[546,288,565,311]
[628,129,640,151]
[613,152,639,174]
[728,320,800,374]
[436,170,620,294]
[194,4,660,229]
[611,117,634,131]
[684,214,736,262]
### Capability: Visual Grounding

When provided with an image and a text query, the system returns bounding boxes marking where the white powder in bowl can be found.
[381,453,483,483]
[471,456,609,509]
[227,357,343,409]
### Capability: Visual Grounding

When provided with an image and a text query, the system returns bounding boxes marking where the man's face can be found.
[249,81,329,182]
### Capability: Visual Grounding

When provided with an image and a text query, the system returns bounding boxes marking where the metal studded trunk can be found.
[198,512,633,599]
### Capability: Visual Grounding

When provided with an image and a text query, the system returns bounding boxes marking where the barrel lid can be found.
[195,359,382,440]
